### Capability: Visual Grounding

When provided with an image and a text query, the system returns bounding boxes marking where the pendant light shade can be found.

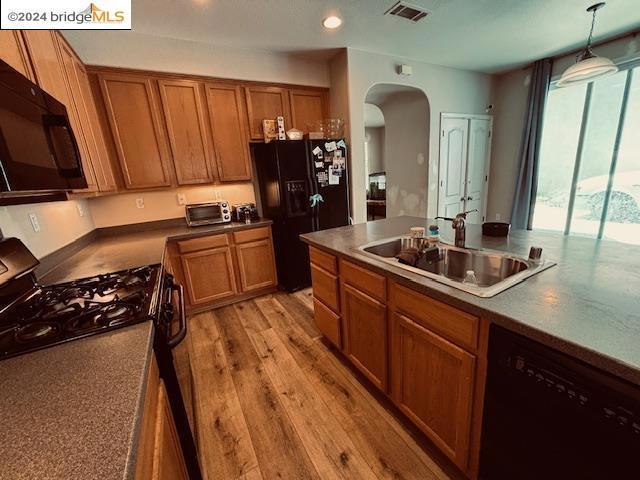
[557,53,618,87]
[557,2,618,87]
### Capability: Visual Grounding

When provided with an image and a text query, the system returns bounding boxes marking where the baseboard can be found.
[186,285,279,315]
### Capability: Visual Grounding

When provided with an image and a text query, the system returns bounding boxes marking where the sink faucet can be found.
[435,210,478,248]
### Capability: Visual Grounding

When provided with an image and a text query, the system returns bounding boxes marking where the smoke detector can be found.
[384,1,429,22]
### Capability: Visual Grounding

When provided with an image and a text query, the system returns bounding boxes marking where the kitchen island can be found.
[300,215,640,478]
[301,215,640,385]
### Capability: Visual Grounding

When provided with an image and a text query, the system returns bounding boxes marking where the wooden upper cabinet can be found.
[28,31,98,192]
[98,73,172,189]
[0,31,34,80]
[158,79,216,185]
[57,37,104,192]
[289,89,326,133]
[342,283,388,392]
[205,83,252,181]
[74,61,117,191]
[244,86,291,139]
[392,312,475,470]
[22,31,70,105]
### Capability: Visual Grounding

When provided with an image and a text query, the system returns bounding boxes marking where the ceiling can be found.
[129,0,640,73]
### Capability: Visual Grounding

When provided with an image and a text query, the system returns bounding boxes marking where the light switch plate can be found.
[135,198,145,209]
[28,213,41,232]
[76,203,85,217]
[177,193,187,205]
[495,213,501,221]
[213,189,222,201]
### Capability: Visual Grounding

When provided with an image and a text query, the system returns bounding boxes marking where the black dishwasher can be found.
[480,326,640,479]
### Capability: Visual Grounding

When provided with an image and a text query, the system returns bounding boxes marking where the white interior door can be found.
[438,117,468,219]
[465,118,492,224]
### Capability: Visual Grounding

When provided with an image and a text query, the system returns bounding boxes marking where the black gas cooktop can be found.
[0,264,163,360]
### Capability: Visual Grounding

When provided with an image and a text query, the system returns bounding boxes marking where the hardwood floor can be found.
[185,289,456,480]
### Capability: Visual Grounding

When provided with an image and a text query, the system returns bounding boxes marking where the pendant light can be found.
[557,2,618,87]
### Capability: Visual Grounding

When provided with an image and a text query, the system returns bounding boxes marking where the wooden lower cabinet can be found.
[235,238,277,292]
[135,357,189,480]
[310,264,339,312]
[342,283,388,392]
[312,298,341,347]
[171,226,277,312]
[392,312,476,471]
[181,245,238,305]
[306,245,484,477]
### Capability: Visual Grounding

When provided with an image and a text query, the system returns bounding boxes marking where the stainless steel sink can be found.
[357,236,555,297]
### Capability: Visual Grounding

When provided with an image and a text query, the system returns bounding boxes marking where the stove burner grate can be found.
[0,264,159,360]
[15,322,60,343]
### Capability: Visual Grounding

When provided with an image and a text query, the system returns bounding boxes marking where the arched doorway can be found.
[363,84,430,219]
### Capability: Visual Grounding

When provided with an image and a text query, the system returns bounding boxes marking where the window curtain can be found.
[510,58,553,230]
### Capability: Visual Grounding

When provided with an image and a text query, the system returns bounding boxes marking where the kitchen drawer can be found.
[390,283,478,351]
[233,226,270,244]
[341,260,386,303]
[309,246,338,275]
[313,298,341,348]
[311,263,339,312]
[177,234,229,254]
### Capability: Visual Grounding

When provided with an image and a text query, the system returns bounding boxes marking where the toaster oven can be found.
[185,201,231,226]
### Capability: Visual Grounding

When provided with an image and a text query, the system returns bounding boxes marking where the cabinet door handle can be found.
[467,196,473,201]
[460,197,465,202]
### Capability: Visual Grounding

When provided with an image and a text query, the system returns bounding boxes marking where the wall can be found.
[0,200,95,259]
[485,68,529,221]
[380,92,430,218]
[487,34,640,221]
[328,50,350,133]
[365,127,385,174]
[62,31,330,87]
[345,48,493,223]
[88,184,255,228]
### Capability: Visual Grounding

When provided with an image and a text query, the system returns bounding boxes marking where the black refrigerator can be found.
[253,139,350,291]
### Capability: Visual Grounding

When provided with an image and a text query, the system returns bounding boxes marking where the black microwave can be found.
[0,59,87,192]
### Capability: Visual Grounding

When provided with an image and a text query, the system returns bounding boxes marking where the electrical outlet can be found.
[28,213,41,232]
[177,193,187,205]
[495,213,501,221]
[213,189,222,201]
[135,198,145,209]
[76,203,85,217]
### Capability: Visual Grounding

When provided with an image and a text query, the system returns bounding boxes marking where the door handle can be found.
[167,283,187,349]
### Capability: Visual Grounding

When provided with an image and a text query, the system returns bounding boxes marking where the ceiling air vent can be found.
[384,1,429,22]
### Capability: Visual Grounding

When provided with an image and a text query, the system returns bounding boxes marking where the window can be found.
[533,63,640,245]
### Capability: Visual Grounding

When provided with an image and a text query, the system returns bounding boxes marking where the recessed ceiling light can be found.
[323,16,342,29]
